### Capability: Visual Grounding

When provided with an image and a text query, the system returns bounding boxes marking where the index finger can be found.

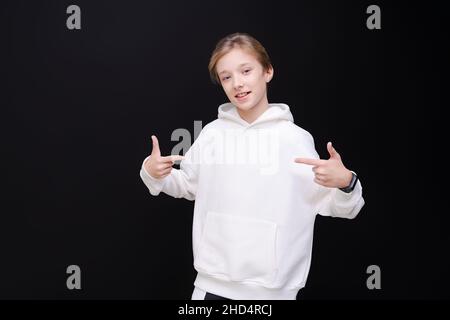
[160,155,185,163]
[294,157,325,166]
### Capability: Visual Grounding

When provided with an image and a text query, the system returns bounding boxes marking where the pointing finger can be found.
[294,158,324,166]
[170,155,185,163]
[160,155,185,163]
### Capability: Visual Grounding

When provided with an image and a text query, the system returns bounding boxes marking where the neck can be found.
[236,95,269,124]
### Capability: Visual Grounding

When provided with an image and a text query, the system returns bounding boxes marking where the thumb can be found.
[327,141,340,159]
[151,135,161,157]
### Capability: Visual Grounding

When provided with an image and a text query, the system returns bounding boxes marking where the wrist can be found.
[339,171,358,193]
[340,170,353,188]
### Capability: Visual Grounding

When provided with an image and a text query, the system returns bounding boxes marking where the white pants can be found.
[191,286,207,300]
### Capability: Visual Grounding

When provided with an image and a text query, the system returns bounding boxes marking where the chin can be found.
[235,104,254,111]
[234,99,252,107]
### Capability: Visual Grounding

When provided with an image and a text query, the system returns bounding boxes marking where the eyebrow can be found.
[218,63,252,75]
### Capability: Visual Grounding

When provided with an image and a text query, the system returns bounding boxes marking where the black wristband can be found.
[339,172,358,193]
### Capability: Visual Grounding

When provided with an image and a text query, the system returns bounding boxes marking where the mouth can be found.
[235,91,251,100]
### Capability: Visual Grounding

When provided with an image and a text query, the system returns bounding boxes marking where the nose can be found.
[232,75,243,90]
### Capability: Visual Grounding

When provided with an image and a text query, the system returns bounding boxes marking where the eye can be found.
[222,76,230,81]
[243,69,251,74]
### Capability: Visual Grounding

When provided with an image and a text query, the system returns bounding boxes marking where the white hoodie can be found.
[139,102,364,300]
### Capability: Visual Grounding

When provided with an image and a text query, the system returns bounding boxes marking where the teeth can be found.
[237,92,248,97]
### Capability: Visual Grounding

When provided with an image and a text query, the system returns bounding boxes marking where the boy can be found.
[139,33,364,300]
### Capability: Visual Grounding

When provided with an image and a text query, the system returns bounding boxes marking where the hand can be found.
[144,135,184,179]
[294,142,353,188]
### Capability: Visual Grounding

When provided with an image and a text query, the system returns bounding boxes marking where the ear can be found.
[265,66,274,83]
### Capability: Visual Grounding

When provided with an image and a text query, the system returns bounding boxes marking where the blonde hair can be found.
[208,32,273,85]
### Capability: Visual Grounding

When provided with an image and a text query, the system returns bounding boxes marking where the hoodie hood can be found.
[218,103,294,128]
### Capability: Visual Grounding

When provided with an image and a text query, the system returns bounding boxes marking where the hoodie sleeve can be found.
[139,131,202,201]
[315,179,365,219]
[302,130,365,219]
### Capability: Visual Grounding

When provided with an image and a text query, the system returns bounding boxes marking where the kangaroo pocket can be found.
[194,211,278,285]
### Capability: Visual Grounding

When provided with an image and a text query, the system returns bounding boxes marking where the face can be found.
[216,47,273,119]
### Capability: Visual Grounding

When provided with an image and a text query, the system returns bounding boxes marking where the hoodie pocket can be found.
[194,211,278,285]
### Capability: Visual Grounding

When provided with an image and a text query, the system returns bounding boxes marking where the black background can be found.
[1,0,447,300]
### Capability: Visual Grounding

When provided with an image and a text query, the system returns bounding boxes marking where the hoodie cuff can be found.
[139,156,166,196]
[334,179,362,206]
